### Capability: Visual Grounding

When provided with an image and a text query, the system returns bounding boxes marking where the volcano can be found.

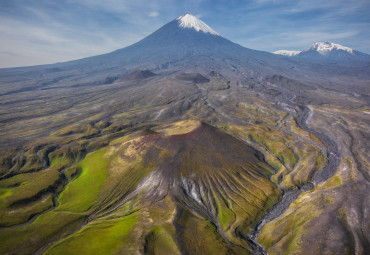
[296,42,370,61]
[54,13,284,76]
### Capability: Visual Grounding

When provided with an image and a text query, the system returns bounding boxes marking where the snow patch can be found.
[305,106,314,126]
[177,13,221,36]
[180,177,203,205]
[273,50,300,56]
[137,170,162,192]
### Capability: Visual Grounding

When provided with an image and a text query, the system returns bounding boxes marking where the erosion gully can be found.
[247,106,340,255]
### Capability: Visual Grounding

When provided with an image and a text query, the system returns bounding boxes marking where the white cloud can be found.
[284,0,367,15]
[294,31,358,41]
[254,0,277,3]
[0,14,145,68]
[0,0,169,68]
[66,0,132,13]
[148,11,159,17]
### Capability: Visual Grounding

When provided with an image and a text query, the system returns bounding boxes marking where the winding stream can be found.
[248,106,340,254]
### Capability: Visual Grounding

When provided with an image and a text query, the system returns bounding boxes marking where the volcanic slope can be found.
[0,120,281,255]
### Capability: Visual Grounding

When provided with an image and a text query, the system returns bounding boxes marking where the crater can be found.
[153,119,202,137]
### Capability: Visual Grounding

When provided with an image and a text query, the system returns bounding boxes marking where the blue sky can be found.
[1,0,370,67]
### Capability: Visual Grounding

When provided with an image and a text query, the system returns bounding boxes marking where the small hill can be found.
[122,69,156,82]
[175,73,209,83]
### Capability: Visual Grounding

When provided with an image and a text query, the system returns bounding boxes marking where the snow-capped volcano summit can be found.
[176,14,221,36]
[274,41,370,62]
[304,42,354,55]
[296,41,370,61]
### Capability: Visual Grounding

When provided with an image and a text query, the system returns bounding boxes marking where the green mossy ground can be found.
[44,212,138,255]
[175,207,251,255]
[145,225,181,255]
[258,189,324,255]
[0,167,62,227]
[0,167,61,208]
[228,123,326,190]
[0,194,54,227]
[0,211,86,254]
[57,148,109,212]
[258,168,347,255]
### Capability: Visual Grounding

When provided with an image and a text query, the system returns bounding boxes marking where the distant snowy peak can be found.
[273,50,300,56]
[305,42,354,55]
[273,41,370,61]
[177,13,221,36]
